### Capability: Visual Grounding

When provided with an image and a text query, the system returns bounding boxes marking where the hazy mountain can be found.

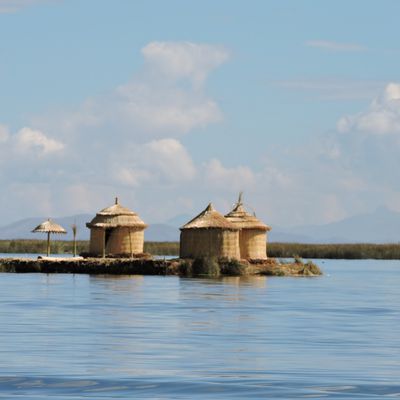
[271,206,400,243]
[0,206,398,243]
[165,214,192,228]
[268,229,313,243]
[0,215,180,242]
[145,224,179,242]
[0,214,92,241]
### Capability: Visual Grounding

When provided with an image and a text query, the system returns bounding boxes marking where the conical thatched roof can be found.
[32,219,67,234]
[225,195,271,231]
[86,197,147,229]
[181,203,237,230]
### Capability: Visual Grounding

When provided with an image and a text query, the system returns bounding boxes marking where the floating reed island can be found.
[0,195,322,277]
[0,257,321,277]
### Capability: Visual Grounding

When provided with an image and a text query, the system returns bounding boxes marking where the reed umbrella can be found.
[32,219,67,256]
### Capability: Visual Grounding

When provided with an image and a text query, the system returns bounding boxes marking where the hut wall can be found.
[239,229,267,260]
[89,227,144,256]
[180,229,240,259]
[106,227,144,255]
[89,228,104,255]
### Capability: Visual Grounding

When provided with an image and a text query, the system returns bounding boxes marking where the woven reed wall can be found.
[180,229,240,259]
[239,229,267,260]
[107,227,144,255]
[89,227,144,256]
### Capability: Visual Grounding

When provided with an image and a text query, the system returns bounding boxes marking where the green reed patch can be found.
[1,240,400,259]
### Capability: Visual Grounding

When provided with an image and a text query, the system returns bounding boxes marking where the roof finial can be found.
[206,202,214,212]
[238,191,243,205]
[115,197,119,205]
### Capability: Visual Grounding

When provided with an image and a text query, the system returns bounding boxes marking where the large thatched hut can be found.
[86,198,147,257]
[225,194,271,260]
[180,203,240,259]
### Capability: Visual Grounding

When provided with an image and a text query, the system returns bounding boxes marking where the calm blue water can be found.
[0,259,399,399]
[0,253,75,259]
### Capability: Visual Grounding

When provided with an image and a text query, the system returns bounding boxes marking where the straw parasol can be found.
[32,219,67,256]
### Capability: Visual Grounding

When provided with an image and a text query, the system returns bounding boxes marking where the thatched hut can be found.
[86,198,147,257]
[225,194,271,260]
[180,203,240,259]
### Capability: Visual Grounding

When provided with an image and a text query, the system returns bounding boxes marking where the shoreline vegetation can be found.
[0,240,399,260]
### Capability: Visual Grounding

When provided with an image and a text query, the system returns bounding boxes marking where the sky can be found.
[1,0,400,227]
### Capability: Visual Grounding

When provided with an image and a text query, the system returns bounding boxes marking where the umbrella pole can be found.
[102,229,106,259]
[72,226,77,257]
[47,232,50,256]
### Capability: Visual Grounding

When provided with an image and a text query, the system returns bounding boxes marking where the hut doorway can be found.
[105,228,113,250]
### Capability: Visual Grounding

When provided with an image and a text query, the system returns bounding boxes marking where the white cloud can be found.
[305,40,367,52]
[141,138,196,182]
[204,159,256,191]
[0,125,64,161]
[114,41,228,134]
[113,138,196,187]
[338,82,400,134]
[260,164,292,188]
[0,124,9,142]
[141,41,229,88]
[33,41,227,140]
[10,40,393,228]
[115,82,222,134]
[0,41,229,224]
[115,167,152,188]
[15,127,64,155]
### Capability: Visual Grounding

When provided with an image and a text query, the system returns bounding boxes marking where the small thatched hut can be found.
[225,194,271,260]
[180,203,240,259]
[86,198,147,257]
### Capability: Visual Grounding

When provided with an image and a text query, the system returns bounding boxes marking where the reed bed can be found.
[0,239,89,255]
[268,242,400,259]
[0,240,400,259]
[0,240,180,256]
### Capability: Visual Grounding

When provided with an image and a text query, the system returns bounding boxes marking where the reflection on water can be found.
[182,275,268,288]
[0,260,399,399]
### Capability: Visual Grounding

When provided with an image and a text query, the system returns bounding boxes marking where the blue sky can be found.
[1,0,400,227]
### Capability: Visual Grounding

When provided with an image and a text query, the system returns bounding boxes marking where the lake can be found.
[0,259,399,399]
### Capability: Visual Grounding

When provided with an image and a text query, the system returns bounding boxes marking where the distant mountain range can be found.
[0,214,93,241]
[0,206,398,243]
[0,214,182,242]
[270,206,400,243]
